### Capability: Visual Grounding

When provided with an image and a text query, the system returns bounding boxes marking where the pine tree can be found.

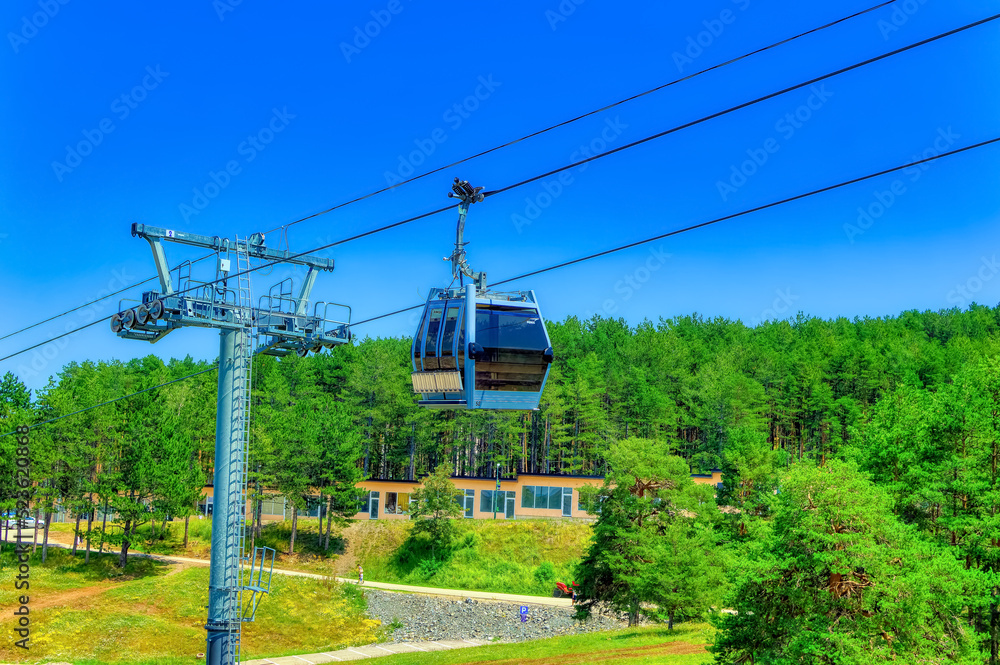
[408,462,463,559]
[574,437,719,626]
[712,460,981,664]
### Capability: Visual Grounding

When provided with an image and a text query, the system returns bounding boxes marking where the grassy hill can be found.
[47,516,593,596]
[0,521,710,665]
[351,519,592,596]
[0,546,378,664]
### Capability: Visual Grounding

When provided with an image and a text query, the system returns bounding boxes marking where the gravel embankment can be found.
[364,588,629,643]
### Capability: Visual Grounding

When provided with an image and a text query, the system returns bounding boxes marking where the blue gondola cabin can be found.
[411,285,553,410]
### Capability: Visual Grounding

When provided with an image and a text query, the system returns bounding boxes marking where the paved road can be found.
[96,548,572,607]
[14,539,570,607]
[10,540,570,664]
[243,638,492,664]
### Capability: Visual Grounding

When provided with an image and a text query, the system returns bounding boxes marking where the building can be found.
[214,469,724,522]
[42,469,725,525]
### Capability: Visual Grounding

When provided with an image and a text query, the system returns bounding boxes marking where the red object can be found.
[556,582,570,595]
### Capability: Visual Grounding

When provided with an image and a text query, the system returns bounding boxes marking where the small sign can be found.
[519,605,529,615]
[520,614,527,623]
[166,229,175,238]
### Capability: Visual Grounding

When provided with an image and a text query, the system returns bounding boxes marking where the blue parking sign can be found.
[519,605,529,615]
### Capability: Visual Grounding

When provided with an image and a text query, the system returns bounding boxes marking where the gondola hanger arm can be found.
[445,178,487,292]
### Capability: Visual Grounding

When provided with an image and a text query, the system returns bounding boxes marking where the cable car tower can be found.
[411,180,554,410]
[111,223,351,665]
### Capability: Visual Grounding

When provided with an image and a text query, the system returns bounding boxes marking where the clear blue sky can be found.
[2,0,998,392]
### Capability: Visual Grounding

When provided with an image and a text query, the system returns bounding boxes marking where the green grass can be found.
[0,546,379,664]
[0,525,704,665]
[375,624,715,665]
[356,519,592,596]
[46,516,593,597]
[0,544,168,600]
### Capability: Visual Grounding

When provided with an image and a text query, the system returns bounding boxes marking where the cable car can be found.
[410,180,554,410]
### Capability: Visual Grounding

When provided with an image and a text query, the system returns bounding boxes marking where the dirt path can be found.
[13,527,575,612]
[0,583,112,616]
[468,641,710,664]
[332,520,363,577]
[23,540,571,606]
[0,538,194,617]
[248,639,711,665]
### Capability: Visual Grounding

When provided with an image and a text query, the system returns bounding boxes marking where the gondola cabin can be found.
[411,285,553,409]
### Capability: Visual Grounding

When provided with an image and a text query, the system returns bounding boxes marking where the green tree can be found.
[574,437,719,626]
[0,373,33,549]
[712,460,981,664]
[408,462,463,558]
[314,396,366,551]
[719,424,781,537]
[645,518,725,630]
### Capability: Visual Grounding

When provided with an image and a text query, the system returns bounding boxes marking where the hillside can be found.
[0,547,377,664]
[47,516,592,597]
[344,518,593,596]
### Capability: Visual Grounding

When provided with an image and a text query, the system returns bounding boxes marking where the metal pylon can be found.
[113,224,347,665]
[221,238,255,665]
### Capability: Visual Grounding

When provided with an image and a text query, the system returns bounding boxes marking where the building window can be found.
[521,485,567,509]
[456,489,474,518]
[481,490,516,515]
[480,490,498,513]
[579,494,603,514]
[304,497,325,518]
[384,492,412,515]
[259,496,285,518]
[358,492,371,513]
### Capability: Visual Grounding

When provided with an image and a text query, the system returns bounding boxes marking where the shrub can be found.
[416,556,444,579]
[533,561,556,584]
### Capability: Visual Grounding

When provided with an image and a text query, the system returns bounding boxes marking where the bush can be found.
[416,556,444,579]
[533,561,556,584]
[457,530,481,550]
